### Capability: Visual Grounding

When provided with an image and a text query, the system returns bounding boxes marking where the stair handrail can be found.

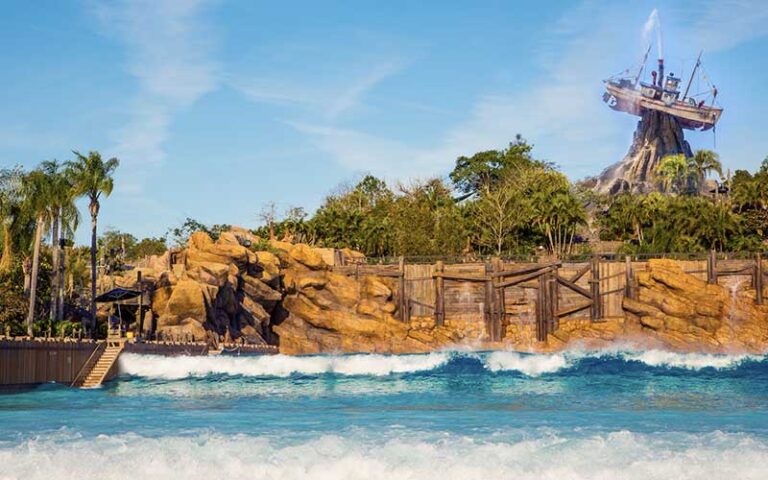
[90,342,125,387]
[70,342,106,387]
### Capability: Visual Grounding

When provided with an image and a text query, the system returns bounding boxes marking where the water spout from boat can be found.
[643,9,663,61]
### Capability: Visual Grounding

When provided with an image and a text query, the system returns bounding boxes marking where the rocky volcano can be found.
[595,110,693,195]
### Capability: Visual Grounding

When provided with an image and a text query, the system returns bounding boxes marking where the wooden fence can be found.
[0,339,101,387]
[334,252,767,342]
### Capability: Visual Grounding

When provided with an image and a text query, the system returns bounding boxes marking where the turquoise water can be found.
[1,349,768,479]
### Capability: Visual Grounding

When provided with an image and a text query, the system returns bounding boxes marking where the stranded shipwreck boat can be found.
[603,51,722,131]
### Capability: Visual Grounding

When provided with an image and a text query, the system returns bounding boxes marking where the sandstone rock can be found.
[288,243,327,270]
[622,259,768,352]
[242,275,282,307]
[162,280,207,325]
[187,232,248,269]
[187,261,229,287]
[254,251,281,284]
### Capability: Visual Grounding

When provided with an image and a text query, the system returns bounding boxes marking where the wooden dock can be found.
[1,337,278,389]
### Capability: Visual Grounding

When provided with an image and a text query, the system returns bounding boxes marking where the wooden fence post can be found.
[624,255,634,300]
[590,256,602,320]
[398,257,408,322]
[707,250,717,285]
[484,261,493,340]
[756,253,764,306]
[491,257,503,341]
[547,270,558,335]
[137,271,144,337]
[537,273,549,341]
[434,261,445,327]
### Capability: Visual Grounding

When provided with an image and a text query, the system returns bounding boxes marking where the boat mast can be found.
[683,50,702,100]
[634,44,652,85]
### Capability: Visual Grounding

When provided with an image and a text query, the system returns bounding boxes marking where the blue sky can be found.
[2,0,768,243]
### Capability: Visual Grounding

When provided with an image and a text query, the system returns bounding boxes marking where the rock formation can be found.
[623,259,768,353]
[105,232,768,355]
[105,228,463,353]
[594,110,693,195]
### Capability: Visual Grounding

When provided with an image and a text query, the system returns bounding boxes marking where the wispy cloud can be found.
[235,59,403,122]
[681,0,768,53]
[285,1,768,181]
[289,2,633,180]
[91,0,219,192]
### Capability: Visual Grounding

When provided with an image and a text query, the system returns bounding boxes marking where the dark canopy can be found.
[94,288,142,303]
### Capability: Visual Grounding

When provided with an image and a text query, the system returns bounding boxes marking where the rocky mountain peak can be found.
[595,110,693,195]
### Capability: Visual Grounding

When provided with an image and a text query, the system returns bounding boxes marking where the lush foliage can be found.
[252,137,586,258]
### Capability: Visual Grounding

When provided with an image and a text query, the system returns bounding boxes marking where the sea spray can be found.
[485,351,569,376]
[1,430,767,480]
[119,351,452,380]
[118,349,766,380]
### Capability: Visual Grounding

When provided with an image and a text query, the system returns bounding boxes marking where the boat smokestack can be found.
[658,58,664,87]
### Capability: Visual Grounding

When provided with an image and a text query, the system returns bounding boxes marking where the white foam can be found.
[119,352,451,380]
[1,430,767,480]
[484,351,569,376]
[622,349,759,370]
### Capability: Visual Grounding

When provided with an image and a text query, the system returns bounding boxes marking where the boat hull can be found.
[604,83,722,131]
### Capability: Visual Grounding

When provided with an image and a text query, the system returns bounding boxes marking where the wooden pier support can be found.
[434,260,445,327]
[397,257,408,322]
[590,256,602,320]
[536,274,547,341]
[756,253,764,306]
[547,270,558,335]
[536,271,556,341]
[707,250,718,285]
[484,261,494,339]
[137,271,145,336]
[491,257,504,341]
[624,255,635,300]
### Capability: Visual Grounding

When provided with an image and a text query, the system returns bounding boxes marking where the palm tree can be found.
[40,161,79,323]
[656,154,690,194]
[688,150,723,194]
[22,168,54,336]
[0,167,26,274]
[67,151,119,338]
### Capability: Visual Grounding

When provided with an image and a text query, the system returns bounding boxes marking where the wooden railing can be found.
[332,252,767,343]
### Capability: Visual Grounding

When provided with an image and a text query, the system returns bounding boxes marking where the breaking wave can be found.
[118,349,767,381]
[2,430,767,480]
[119,352,452,380]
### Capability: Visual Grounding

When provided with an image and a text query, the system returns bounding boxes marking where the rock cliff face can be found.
[623,259,768,352]
[106,229,462,353]
[107,232,768,354]
[595,110,693,195]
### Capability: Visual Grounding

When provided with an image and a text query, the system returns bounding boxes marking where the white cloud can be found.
[91,0,219,189]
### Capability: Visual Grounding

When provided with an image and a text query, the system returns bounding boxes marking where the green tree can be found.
[656,154,691,193]
[525,169,586,257]
[688,150,723,193]
[309,175,395,256]
[471,176,530,255]
[0,166,27,274]
[21,168,54,336]
[67,151,119,337]
[40,160,79,323]
[449,135,540,197]
[390,179,466,257]
[132,236,167,258]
